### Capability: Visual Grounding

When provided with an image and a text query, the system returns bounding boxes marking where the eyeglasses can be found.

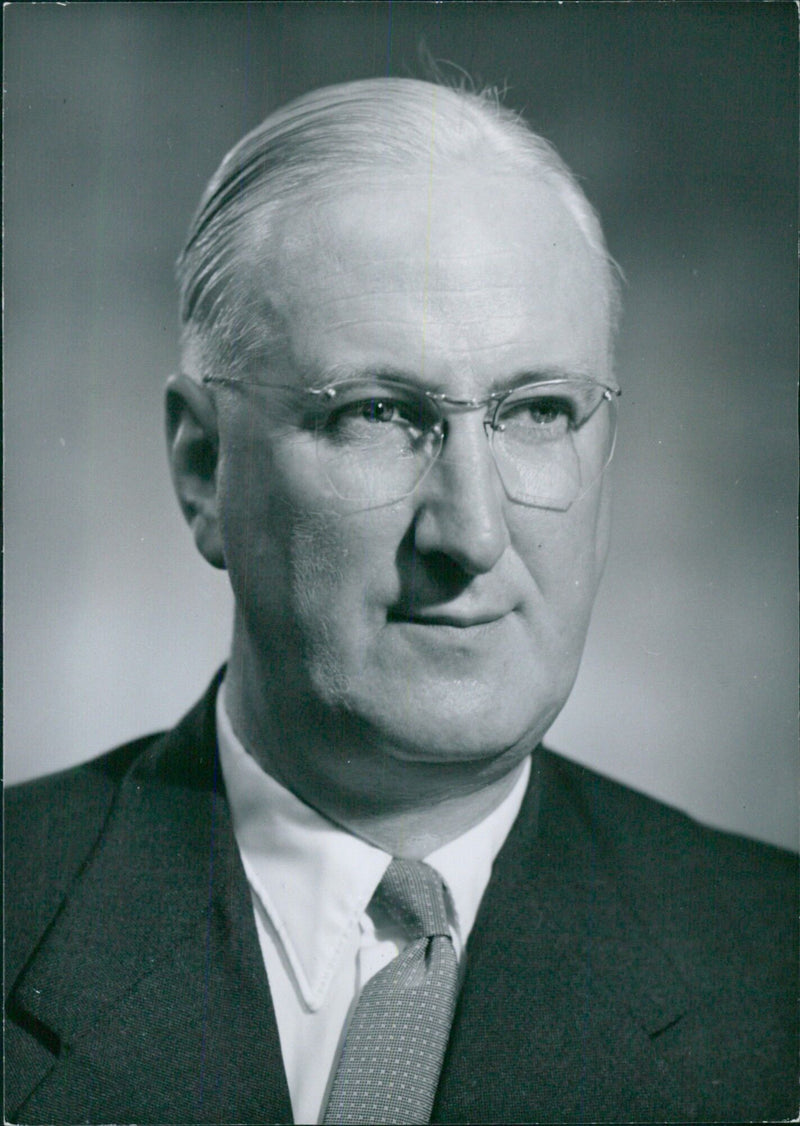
[203,374,620,511]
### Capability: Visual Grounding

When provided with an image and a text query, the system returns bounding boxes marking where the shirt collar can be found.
[425,754,529,943]
[216,681,530,1011]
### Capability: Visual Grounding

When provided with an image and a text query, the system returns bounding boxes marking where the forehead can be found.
[252,169,610,389]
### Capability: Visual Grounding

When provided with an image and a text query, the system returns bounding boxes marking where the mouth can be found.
[387,608,510,629]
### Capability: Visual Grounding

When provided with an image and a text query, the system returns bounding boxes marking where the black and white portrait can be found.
[5,4,796,1123]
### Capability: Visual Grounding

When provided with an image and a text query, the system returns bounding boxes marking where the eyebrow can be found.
[305,362,597,394]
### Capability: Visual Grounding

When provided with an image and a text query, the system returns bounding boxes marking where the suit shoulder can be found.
[542,747,797,914]
[4,733,164,986]
[6,733,162,846]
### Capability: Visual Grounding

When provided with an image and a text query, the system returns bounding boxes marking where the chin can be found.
[306,632,577,764]
[353,678,563,766]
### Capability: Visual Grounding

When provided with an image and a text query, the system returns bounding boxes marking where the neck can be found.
[223,632,534,857]
[321,763,528,859]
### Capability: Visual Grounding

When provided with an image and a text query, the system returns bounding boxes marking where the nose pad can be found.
[412,424,510,575]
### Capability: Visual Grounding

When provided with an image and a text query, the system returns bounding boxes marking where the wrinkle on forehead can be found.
[239,169,611,388]
[289,182,598,303]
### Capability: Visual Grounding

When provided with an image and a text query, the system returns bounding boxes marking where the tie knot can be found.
[374,858,451,940]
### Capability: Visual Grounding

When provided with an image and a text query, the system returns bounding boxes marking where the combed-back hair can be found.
[177,77,621,381]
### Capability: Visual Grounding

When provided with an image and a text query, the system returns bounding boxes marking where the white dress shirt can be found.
[216,682,530,1125]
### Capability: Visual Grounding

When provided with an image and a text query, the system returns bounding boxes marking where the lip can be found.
[387,609,511,628]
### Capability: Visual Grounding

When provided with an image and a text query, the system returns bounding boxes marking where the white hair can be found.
[177,77,622,381]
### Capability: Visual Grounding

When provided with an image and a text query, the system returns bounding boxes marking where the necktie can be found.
[323,858,459,1125]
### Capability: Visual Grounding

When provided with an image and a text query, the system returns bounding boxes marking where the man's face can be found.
[213,168,613,769]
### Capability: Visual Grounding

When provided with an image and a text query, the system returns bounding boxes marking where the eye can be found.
[498,394,575,440]
[353,398,407,424]
[328,396,420,429]
[523,397,574,426]
[316,384,438,449]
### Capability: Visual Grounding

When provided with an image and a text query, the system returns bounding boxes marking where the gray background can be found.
[5,2,797,850]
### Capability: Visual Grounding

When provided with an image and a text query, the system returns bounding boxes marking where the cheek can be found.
[263,506,407,704]
[287,510,357,624]
[218,437,403,652]
[221,480,347,624]
[287,506,409,648]
[510,489,608,635]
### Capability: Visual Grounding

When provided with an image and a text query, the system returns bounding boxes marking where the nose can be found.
[412,416,510,575]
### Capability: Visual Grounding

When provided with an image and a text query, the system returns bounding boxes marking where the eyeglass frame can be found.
[200,372,621,509]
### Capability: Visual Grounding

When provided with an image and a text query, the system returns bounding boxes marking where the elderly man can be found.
[6,78,796,1125]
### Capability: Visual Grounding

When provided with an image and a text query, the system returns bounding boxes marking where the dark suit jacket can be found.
[5,676,797,1123]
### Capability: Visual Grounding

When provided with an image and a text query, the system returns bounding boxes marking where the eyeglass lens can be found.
[314,380,617,510]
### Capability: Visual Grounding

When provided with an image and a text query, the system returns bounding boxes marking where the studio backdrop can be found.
[4,2,797,850]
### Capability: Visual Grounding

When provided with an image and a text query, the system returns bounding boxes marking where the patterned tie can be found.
[323,858,459,1125]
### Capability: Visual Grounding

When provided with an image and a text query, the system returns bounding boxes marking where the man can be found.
[5,78,796,1124]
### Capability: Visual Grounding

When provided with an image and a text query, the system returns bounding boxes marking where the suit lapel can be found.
[9,696,699,1124]
[7,685,293,1124]
[433,749,693,1123]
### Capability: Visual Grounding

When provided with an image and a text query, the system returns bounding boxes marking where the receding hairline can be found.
[177,77,622,381]
[235,163,609,303]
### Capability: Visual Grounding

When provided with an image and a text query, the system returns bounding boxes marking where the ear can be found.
[165,373,226,569]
